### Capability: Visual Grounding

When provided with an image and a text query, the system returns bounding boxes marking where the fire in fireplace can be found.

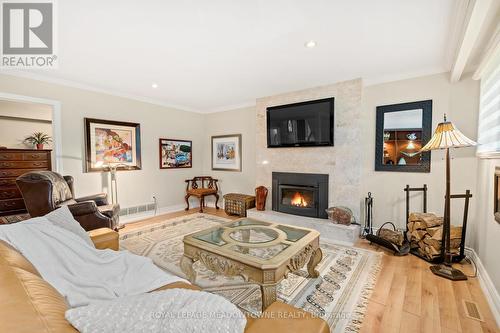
[272,172,328,219]
[291,192,308,207]
[282,189,313,208]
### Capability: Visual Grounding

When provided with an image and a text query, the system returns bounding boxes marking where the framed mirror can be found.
[375,100,432,172]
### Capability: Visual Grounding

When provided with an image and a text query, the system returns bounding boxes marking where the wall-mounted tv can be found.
[267,97,334,148]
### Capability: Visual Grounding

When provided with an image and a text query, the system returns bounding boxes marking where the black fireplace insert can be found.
[272,172,328,219]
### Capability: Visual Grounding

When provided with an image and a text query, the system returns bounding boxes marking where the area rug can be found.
[120,213,381,333]
[0,213,30,224]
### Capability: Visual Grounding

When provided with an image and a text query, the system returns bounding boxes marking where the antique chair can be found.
[16,171,119,231]
[185,176,219,213]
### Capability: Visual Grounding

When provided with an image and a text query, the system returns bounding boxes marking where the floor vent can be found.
[462,300,484,322]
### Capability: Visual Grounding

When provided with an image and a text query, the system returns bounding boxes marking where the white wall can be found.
[472,158,500,293]
[201,107,256,204]
[0,74,205,211]
[0,100,53,149]
[362,73,480,232]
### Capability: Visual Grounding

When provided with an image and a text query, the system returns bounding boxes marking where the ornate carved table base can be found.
[260,283,278,312]
[180,255,197,283]
[180,218,322,311]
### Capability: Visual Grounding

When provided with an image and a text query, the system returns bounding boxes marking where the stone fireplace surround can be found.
[250,78,363,244]
[255,78,363,222]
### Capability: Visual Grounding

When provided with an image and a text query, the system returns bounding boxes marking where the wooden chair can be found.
[185,177,220,213]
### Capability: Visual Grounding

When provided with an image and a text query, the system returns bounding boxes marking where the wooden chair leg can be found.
[214,193,220,210]
[185,194,190,211]
[199,197,204,213]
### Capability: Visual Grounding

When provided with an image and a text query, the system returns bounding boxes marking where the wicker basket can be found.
[223,193,256,217]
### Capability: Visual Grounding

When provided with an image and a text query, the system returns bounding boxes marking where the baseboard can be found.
[464,246,500,327]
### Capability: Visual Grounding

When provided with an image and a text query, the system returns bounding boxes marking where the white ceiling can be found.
[8,0,459,113]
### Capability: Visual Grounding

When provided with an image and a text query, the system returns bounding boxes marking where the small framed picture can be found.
[495,167,500,223]
[211,134,242,172]
[159,139,192,169]
[84,118,141,172]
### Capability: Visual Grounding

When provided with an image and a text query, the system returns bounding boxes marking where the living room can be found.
[0,1,499,333]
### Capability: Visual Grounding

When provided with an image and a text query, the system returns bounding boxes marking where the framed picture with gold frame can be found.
[84,118,141,172]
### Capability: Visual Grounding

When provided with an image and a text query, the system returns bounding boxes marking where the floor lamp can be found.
[420,115,476,281]
[104,163,130,205]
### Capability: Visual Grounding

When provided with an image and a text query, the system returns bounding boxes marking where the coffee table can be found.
[180,217,322,311]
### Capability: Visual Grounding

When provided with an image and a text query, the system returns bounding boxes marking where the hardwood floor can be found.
[121,208,499,333]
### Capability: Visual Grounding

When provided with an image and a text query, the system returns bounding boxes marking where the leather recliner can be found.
[16,171,119,231]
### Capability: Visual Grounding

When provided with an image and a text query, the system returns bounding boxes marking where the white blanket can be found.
[65,288,247,333]
[0,217,185,307]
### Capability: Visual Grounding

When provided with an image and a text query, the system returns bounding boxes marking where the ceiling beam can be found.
[472,21,500,79]
[450,0,494,82]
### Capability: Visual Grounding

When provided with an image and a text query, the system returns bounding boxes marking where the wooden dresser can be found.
[0,149,52,216]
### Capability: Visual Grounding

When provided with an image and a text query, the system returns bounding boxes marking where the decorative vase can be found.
[255,186,268,211]
[36,143,44,150]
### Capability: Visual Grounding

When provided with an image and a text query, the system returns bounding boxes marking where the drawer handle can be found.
[33,162,43,166]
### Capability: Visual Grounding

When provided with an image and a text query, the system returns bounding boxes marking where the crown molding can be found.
[0,70,202,113]
[363,68,448,87]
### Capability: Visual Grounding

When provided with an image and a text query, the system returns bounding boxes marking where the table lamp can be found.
[420,114,476,281]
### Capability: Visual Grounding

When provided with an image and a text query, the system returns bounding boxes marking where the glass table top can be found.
[229,227,279,244]
[193,228,226,246]
[190,218,313,260]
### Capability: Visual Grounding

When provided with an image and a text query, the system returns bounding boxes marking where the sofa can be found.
[0,228,329,333]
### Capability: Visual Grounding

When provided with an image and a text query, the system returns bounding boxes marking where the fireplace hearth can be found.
[272,172,328,219]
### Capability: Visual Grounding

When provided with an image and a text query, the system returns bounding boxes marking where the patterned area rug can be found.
[0,213,30,224]
[120,213,381,333]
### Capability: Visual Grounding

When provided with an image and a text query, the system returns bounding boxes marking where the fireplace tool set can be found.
[363,192,410,256]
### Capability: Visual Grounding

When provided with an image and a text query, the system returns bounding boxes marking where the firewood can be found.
[423,236,441,250]
[431,227,443,240]
[412,230,427,241]
[413,221,427,230]
[422,215,443,228]
[426,226,441,237]
[450,226,462,240]
[450,238,461,249]
[378,228,404,246]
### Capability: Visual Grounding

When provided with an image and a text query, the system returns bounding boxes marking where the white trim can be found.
[450,0,494,82]
[0,71,201,114]
[0,92,63,173]
[445,0,472,70]
[363,68,448,87]
[464,246,500,327]
[477,151,500,159]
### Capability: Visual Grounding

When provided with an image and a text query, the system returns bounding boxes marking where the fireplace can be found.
[272,172,328,219]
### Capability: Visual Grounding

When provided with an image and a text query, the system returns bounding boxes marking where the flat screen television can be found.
[267,97,334,148]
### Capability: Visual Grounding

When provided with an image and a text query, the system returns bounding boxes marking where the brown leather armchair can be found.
[16,171,119,231]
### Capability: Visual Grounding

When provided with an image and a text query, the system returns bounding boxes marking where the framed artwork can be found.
[495,167,500,223]
[159,138,192,169]
[84,118,141,172]
[211,134,242,172]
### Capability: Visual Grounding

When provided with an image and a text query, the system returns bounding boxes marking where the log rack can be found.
[404,184,471,264]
